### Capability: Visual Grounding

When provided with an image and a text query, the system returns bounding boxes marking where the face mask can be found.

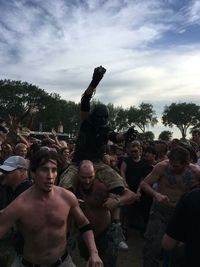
[90,104,109,129]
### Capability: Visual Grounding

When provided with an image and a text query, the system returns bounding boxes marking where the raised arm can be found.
[108,127,138,148]
[120,160,127,180]
[81,66,106,122]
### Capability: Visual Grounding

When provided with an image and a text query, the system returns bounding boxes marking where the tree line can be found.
[0,79,200,140]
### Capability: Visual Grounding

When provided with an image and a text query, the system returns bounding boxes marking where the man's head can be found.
[0,117,6,127]
[155,140,168,156]
[128,141,142,160]
[144,146,157,165]
[90,104,109,129]
[192,129,200,145]
[0,156,28,189]
[30,150,59,192]
[168,146,190,173]
[60,147,70,160]
[15,143,28,158]
[78,160,95,190]
[2,143,13,155]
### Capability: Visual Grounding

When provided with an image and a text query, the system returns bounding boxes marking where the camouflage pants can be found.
[59,161,125,191]
[143,202,175,267]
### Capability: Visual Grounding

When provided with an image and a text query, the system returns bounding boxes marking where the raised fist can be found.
[90,65,106,88]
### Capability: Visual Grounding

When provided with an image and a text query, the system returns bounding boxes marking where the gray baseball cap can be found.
[0,156,28,172]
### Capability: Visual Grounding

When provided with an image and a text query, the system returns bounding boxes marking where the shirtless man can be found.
[140,146,200,267]
[76,160,135,267]
[0,150,103,267]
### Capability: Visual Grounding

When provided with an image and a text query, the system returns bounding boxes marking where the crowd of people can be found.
[0,66,200,267]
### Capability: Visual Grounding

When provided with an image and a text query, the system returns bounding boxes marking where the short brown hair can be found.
[30,150,60,172]
[168,146,190,165]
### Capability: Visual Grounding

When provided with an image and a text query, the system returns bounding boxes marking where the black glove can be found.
[124,127,138,143]
[90,66,106,88]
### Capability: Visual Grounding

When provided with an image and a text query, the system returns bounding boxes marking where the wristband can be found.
[79,223,92,235]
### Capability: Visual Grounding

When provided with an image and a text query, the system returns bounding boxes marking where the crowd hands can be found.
[0,66,200,267]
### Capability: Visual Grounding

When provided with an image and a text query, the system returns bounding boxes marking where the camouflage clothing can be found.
[143,202,175,267]
[59,162,125,191]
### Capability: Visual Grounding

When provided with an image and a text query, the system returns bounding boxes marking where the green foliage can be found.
[162,102,200,139]
[158,130,173,141]
[138,131,155,141]
[0,79,80,134]
[0,79,49,117]
[2,79,199,140]
[0,79,158,136]
[127,102,158,132]
[107,103,128,131]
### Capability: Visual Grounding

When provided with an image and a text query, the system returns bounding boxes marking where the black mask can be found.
[90,104,109,129]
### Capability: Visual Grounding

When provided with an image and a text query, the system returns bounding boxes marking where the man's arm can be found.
[81,66,106,122]
[16,133,29,147]
[109,127,138,145]
[103,188,137,210]
[162,234,178,250]
[69,193,103,267]
[140,162,170,204]
[0,201,20,238]
[120,160,127,180]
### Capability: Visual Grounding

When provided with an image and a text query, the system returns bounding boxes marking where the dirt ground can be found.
[72,227,144,267]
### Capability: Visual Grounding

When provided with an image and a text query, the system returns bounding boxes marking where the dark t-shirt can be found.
[166,189,200,267]
[9,180,32,203]
[9,180,33,255]
[73,120,112,163]
[0,185,12,210]
[124,157,151,192]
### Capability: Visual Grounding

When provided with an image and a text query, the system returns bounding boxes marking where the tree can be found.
[0,79,50,119]
[0,79,80,133]
[127,102,158,133]
[162,102,200,139]
[138,131,155,141]
[107,104,128,131]
[158,130,173,141]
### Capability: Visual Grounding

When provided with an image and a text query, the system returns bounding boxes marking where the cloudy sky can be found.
[1,0,200,138]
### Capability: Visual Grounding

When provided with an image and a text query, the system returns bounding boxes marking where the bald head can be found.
[79,160,94,173]
[78,160,95,189]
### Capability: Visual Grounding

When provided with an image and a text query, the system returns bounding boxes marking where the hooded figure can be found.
[90,104,109,129]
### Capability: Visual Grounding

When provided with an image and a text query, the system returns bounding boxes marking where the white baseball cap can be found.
[0,156,28,172]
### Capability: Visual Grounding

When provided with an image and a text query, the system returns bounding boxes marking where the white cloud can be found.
[188,0,200,24]
[0,0,200,138]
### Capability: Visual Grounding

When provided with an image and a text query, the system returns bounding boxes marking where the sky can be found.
[0,0,200,138]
